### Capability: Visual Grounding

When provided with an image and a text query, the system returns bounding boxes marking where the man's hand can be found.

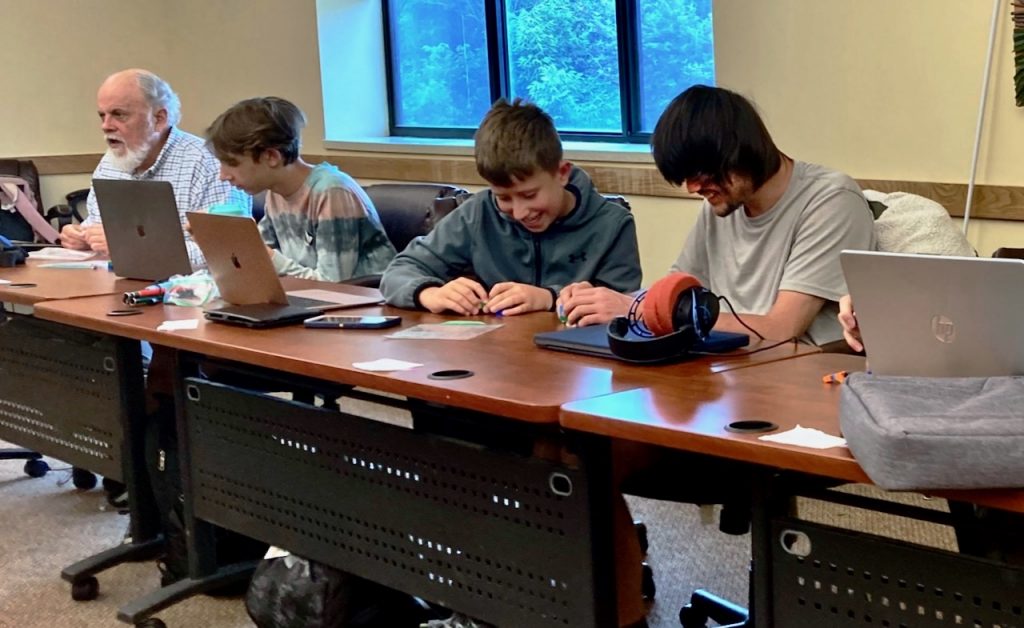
[60,224,89,250]
[83,224,108,255]
[418,277,489,315]
[485,282,552,316]
[558,281,633,327]
[838,294,863,352]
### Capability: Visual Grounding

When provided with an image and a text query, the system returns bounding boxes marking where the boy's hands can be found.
[418,278,553,316]
[485,282,552,316]
[557,281,633,327]
[418,277,489,315]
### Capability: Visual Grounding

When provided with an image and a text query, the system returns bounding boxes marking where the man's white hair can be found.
[135,70,182,127]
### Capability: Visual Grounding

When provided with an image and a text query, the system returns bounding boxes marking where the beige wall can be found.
[713,0,1024,258]
[1,0,324,207]
[5,0,1024,274]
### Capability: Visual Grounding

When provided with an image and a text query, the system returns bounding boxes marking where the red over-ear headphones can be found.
[607,272,720,363]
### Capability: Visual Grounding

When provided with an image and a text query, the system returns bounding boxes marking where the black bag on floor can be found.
[144,399,268,593]
[245,555,429,628]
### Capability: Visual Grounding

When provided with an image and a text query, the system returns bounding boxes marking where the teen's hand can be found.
[838,294,863,352]
[60,224,89,250]
[418,277,489,315]
[83,224,108,254]
[485,282,553,316]
[558,282,633,327]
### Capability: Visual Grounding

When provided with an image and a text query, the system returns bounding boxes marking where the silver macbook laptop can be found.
[187,212,383,327]
[841,250,1024,376]
[92,179,192,281]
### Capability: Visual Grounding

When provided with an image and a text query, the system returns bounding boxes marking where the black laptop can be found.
[534,324,749,361]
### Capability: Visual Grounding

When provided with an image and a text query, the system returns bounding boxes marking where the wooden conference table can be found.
[34,289,815,627]
[562,353,1024,628]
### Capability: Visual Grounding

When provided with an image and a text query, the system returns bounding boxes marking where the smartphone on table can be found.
[303,314,402,329]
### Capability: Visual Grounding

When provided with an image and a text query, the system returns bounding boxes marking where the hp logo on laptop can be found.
[931,314,956,344]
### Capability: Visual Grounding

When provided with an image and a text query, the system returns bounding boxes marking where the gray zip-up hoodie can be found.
[380,166,641,309]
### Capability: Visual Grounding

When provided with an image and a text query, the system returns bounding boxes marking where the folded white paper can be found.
[156,319,200,332]
[353,358,423,372]
[27,247,96,261]
[758,425,847,449]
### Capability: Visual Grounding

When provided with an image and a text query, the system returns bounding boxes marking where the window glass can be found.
[388,0,492,128]
[505,0,622,133]
[636,0,715,132]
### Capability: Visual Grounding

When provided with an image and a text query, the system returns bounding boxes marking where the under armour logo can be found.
[568,251,587,264]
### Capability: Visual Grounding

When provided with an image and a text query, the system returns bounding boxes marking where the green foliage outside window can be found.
[387,0,714,136]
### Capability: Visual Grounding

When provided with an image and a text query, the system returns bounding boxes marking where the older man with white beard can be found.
[61,68,250,267]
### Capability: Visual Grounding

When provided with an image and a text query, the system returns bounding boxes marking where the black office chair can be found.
[250,190,267,223]
[992,246,1024,259]
[340,183,469,288]
[675,500,752,627]
[363,182,469,252]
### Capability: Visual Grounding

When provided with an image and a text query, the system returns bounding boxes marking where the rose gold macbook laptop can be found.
[187,212,383,327]
[841,250,1024,376]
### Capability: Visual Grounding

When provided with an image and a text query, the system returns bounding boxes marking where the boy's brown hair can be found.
[206,97,306,165]
[473,98,562,187]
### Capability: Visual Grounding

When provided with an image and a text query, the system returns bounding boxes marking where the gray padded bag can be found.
[840,372,1024,490]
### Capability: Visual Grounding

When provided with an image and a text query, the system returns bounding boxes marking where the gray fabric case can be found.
[840,372,1024,490]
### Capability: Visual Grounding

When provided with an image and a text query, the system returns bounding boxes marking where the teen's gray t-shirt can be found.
[671,161,876,345]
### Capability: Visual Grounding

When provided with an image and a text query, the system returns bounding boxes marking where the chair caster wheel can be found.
[72,467,98,490]
[634,520,649,554]
[641,562,656,600]
[679,604,708,627]
[71,575,99,601]
[136,619,167,628]
[24,458,49,478]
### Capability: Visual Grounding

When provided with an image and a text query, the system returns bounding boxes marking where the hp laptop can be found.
[92,179,192,280]
[534,324,749,361]
[841,250,1024,376]
[187,212,383,327]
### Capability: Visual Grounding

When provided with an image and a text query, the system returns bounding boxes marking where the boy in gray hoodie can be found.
[380,98,641,316]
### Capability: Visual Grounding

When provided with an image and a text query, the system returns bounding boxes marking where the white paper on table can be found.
[27,247,96,261]
[156,319,200,332]
[758,425,847,449]
[352,358,423,372]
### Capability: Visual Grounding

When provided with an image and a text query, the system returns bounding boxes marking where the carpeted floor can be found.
[0,437,956,628]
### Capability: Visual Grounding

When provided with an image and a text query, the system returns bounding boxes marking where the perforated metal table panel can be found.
[768,516,1024,627]
[0,314,135,479]
[183,376,611,627]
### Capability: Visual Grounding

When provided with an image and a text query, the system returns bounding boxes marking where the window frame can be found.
[380,0,711,144]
